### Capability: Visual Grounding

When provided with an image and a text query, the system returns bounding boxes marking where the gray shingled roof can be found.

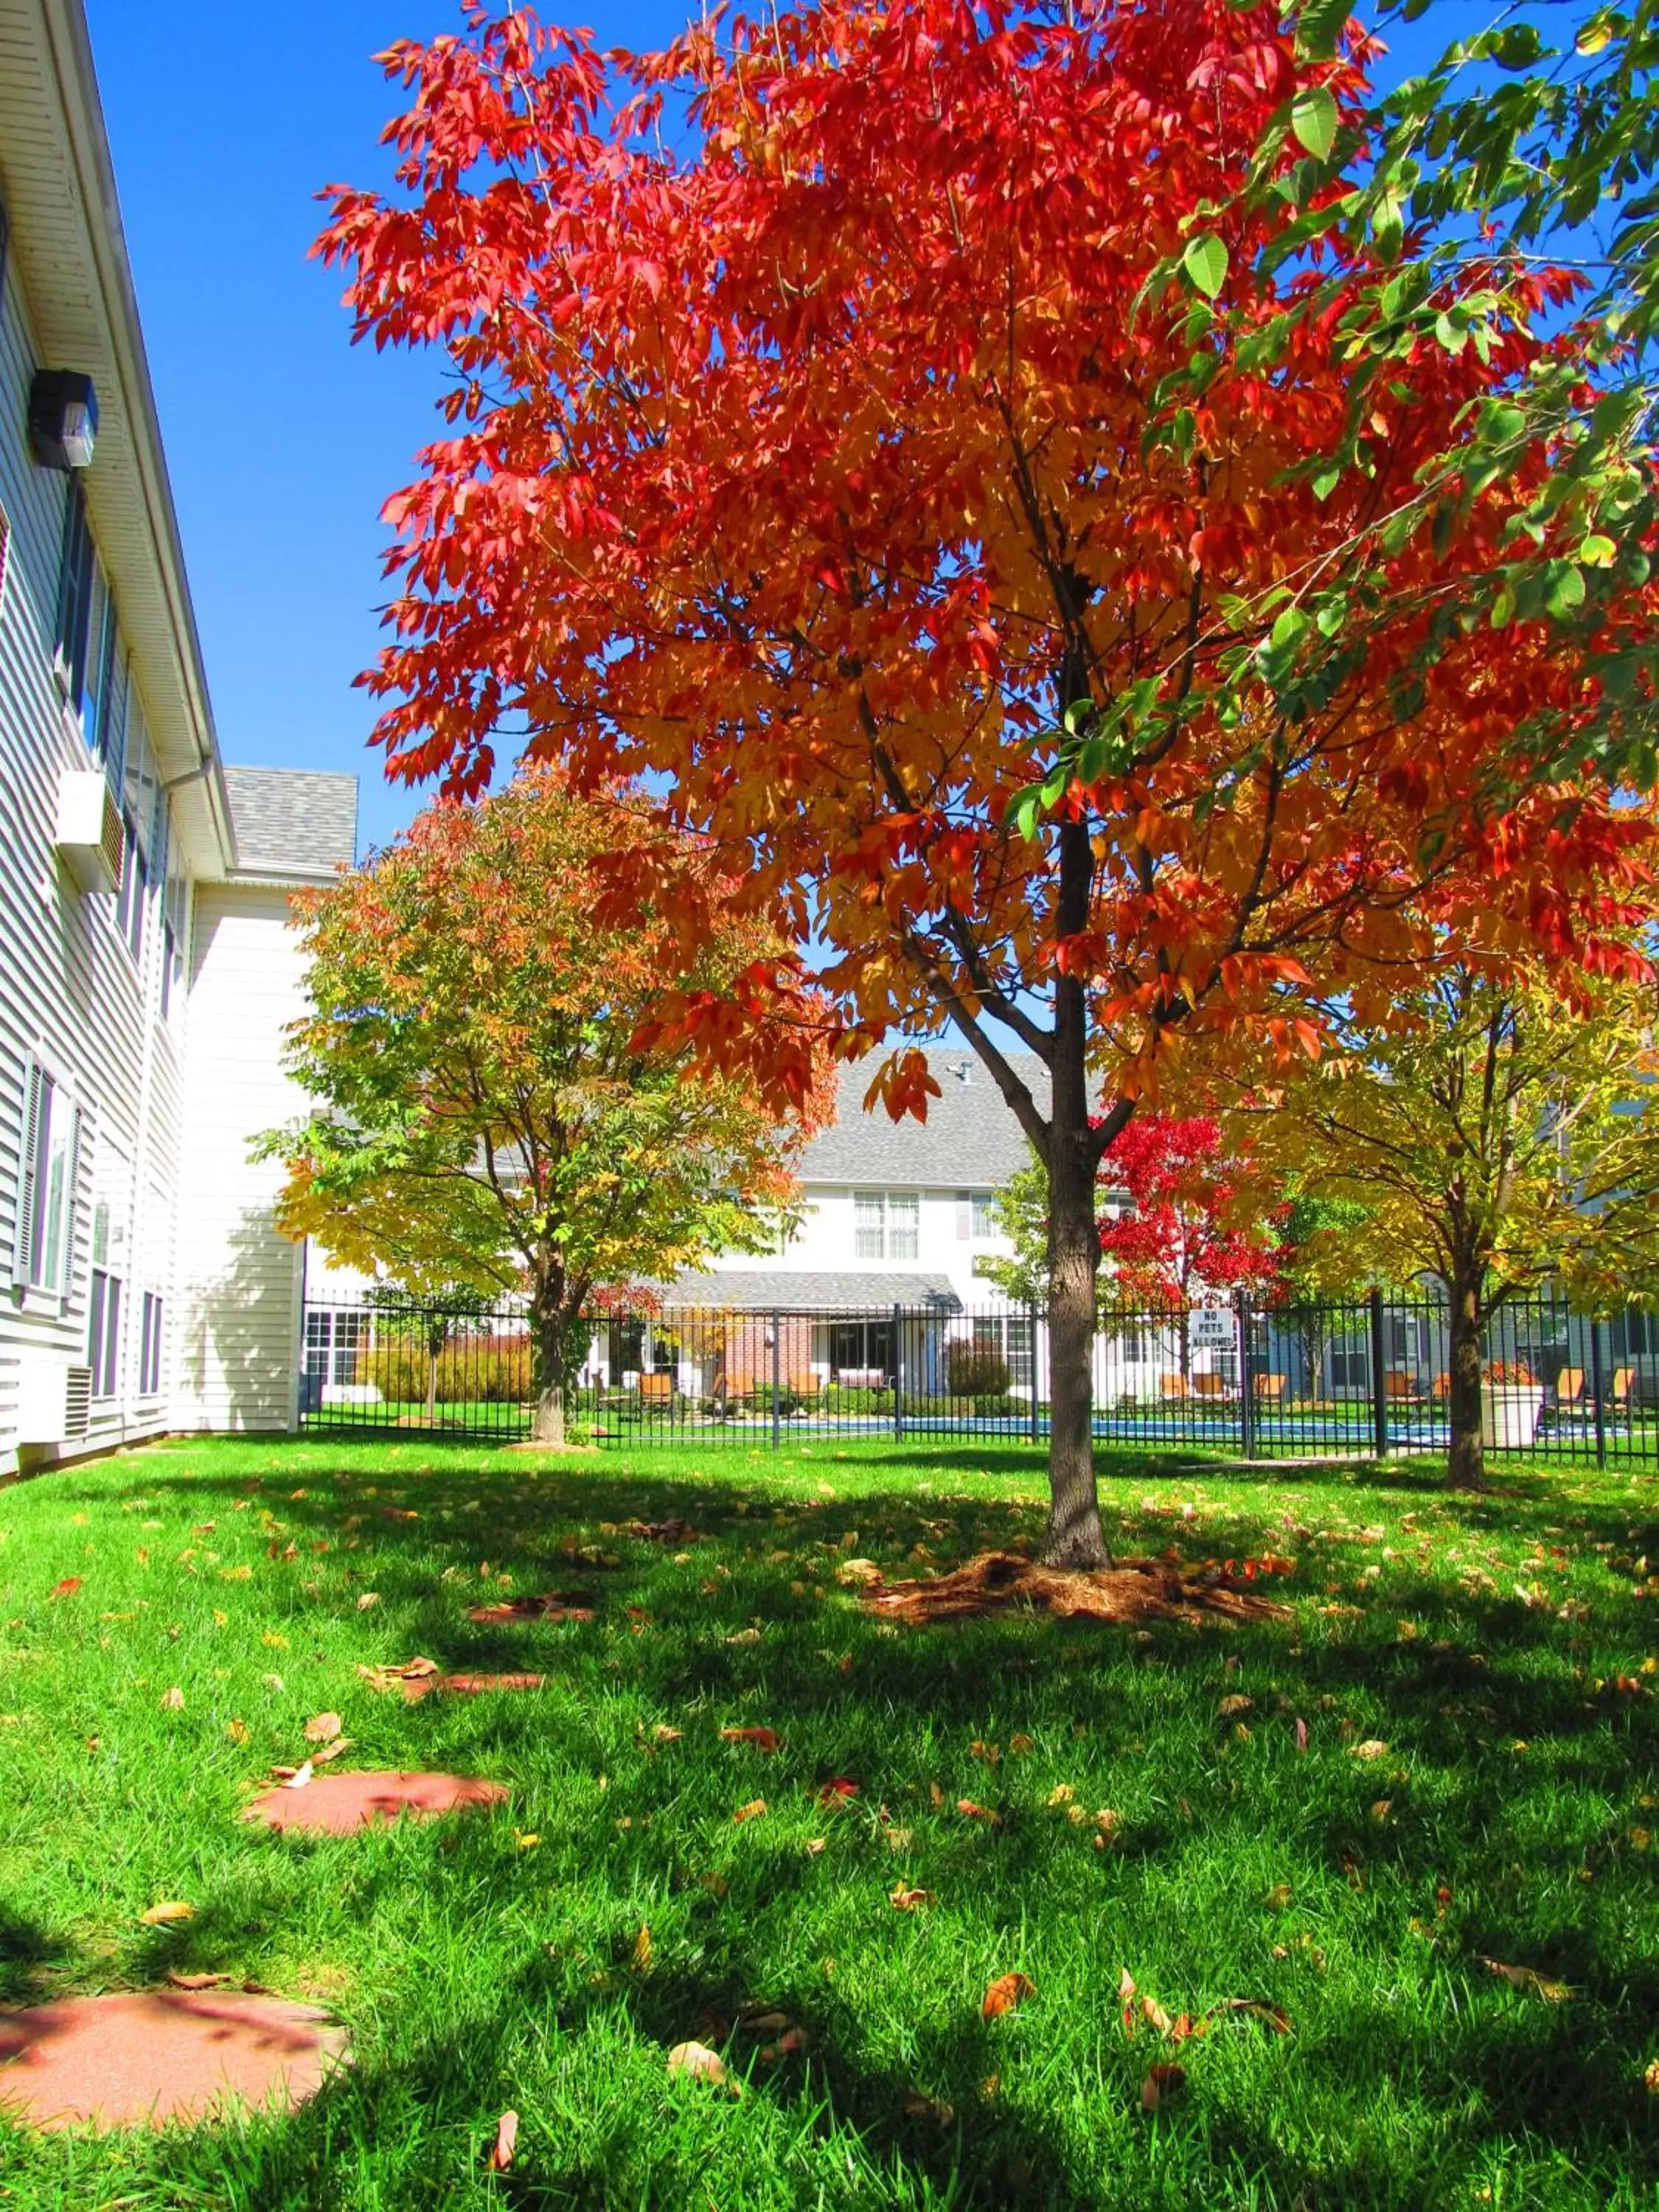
[801,1047,1044,1188]
[223,767,358,879]
[661,1270,963,1312]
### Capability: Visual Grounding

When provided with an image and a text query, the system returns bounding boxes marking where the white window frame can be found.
[854,1191,886,1260]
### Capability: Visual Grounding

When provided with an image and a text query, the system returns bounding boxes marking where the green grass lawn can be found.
[0,1436,1655,2209]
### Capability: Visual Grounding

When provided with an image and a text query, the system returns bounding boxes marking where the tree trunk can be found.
[1043,822,1109,1568]
[529,1284,569,1447]
[1446,1262,1486,1489]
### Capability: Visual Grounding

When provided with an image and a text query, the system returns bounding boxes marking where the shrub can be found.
[823,1385,894,1416]
[945,1342,1011,1397]
[364,1329,531,1406]
[1484,1360,1539,1387]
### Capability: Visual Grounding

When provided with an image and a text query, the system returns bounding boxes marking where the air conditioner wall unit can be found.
[14,1356,93,1447]
[55,769,123,895]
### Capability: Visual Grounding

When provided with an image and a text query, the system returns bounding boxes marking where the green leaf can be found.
[1290,86,1340,160]
[1182,234,1229,299]
[1579,533,1618,568]
[1010,790,1042,842]
[1544,562,1586,618]
[1295,0,1352,62]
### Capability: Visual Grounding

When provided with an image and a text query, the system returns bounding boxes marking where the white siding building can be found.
[0,0,355,1474]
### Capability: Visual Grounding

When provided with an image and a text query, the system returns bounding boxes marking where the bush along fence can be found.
[296,1284,1659,1463]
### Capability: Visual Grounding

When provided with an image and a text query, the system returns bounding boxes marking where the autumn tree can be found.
[1225,959,1659,1486]
[318,0,1653,1562]
[263,772,818,1444]
[982,1116,1284,1377]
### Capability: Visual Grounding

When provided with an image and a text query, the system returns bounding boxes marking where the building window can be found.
[139,1292,164,1397]
[855,1192,918,1260]
[88,1268,122,1397]
[55,478,97,714]
[971,1192,997,1239]
[10,1061,76,1295]
[115,815,145,958]
[887,1193,918,1260]
[305,1310,366,1390]
[1330,1338,1369,1391]
[854,1192,886,1259]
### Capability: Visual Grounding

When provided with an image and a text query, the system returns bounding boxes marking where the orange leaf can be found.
[488,2109,519,2171]
[721,1725,782,1752]
[140,1900,193,1926]
[304,1711,344,1744]
[981,1972,1034,2019]
[890,1885,934,1911]
[49,1576,83,1599]
[733,1797,767,1823]
[1140,2063,1186,2112]
[957,1798,1002,1826]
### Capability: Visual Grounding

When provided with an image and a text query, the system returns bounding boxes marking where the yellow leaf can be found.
[140,1900,193,1925]
[632,1924,653,1972]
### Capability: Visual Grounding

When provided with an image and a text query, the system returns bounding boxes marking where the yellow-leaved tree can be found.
[1225,959,1659,1487]
[260,770,825,1444]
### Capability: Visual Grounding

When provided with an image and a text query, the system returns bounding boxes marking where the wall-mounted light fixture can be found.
[29,370,98,470]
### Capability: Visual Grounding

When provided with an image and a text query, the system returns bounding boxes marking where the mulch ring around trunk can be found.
[243,1770,509,1835]
[858,1551,1293,1628]
[0,1989,348,2131]
[467,1593,594,1626]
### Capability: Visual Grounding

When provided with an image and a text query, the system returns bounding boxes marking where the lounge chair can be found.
[1160,1373,1189,1402]
[1192,1372,1231,1406]
[1385,1370,1425,1409]
[638,1371,673,1405]
[1253,1372,1286,1405]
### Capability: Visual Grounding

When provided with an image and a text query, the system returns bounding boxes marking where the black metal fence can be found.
[297,1283,1659,1464]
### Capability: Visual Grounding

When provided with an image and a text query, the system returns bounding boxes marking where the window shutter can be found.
[956,1192,971,1239]
[60,1102,87,1304]
[11,1057,41,1288]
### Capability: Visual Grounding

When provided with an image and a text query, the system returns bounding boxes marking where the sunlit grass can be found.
[0,1435,1655,2207]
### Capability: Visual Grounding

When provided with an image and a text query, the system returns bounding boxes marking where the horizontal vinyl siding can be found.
[0,239,178,1467]
[172,885,308,1432]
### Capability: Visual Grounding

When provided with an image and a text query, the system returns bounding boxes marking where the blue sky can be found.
[84,4,1461,860]
[83,1,691,856]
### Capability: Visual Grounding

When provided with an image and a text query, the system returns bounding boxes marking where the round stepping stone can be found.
[0,1989,347,2132]
[244,1770,507,1836]
[436,1672,545,1696]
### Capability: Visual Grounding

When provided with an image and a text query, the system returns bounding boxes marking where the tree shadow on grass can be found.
[16,1441,1659,2200]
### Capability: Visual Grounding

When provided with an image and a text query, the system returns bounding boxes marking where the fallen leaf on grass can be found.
[283,1761,315,1791]
[1351,1739,1390,1761]
[957,1799,1002,1826]
[891,1885,934,1911]
[304,1711,344,1744]
[355,1657,440,1698]
[356,1592,378,1610]
[49,1577,83,1599]
[733,1798,768,1823]
[311,1735,352,1766]
[1217,1694,1253,1719]
[818,1777,860,1805]
[1140,2063,1186,2112]
[224,1718,249,1746]
[1481,1958,1573,2003]
[487,2110,519,2172]
[981,1972,1034,2019]
[164,1971,225,1990]
[1645,2057,1659,2095]
[759,2027,812,2061]
[725,1627,762,1646]
[1139,1994,1174,2035]
[631,1924,653,1973]
[667,2040,732,2087]
[140,1901,194,1926]
[1206,1997,1293,2034]
[903,2091,955,2124]
[1295,1717,1309,1753]
[1007,1733,1035,1756]
[721,1726,782,1752]
[835,1558,884,1587]
[652,1724,684,1744]
[160,1687,184,1711]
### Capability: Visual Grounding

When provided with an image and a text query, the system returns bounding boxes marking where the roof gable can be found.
[802,1047,1043,1189]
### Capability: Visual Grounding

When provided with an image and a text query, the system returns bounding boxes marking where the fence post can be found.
[1237,1294,1254,1461]
[893,1304,905,1444]
[1590,1315,1608,1468]
[1369,1287,1388,1459]
[1029,1299,1040,1447]
[771,1311,781,1453]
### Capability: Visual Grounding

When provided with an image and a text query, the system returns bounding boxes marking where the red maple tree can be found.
[1099,1116,1283,1311]
[317,0,1655,1563]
